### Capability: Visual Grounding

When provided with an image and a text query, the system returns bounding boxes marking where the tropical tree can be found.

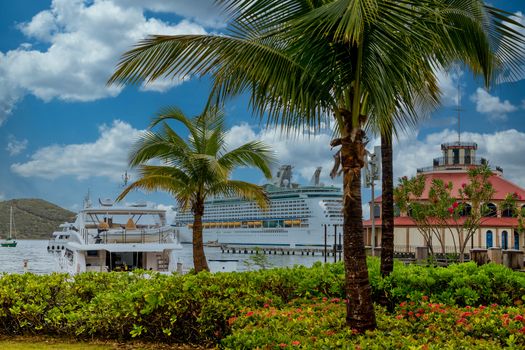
[108,0,524,331]
[501,192,525,239]
[116,107,274,272]
[394,166,495,263]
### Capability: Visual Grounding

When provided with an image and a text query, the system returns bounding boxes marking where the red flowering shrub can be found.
[223,296,525,349]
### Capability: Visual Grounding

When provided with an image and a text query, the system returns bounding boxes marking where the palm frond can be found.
[151,106,200,151]
[116,175,189,203]
[219,141,275,178]
[207,180,269,210]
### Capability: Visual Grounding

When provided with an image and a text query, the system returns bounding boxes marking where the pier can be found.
[220,245,344,261]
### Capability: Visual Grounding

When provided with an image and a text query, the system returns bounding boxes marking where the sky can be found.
[1,0,525,220]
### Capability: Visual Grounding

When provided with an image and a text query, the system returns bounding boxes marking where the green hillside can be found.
[0,199,76,240]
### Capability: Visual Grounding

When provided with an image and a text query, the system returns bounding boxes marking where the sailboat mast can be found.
[9,207,12,239]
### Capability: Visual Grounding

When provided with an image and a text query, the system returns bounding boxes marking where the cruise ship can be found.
[174,165,343,247]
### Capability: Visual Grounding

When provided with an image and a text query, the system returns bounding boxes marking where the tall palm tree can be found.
[116,107,274,273]
[108,0,524,330]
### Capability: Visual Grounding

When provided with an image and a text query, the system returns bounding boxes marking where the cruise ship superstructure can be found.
[175,165,343,247]
[48,196,182,274]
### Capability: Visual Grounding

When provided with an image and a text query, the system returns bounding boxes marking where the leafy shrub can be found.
[0,260,523,346]
[223,297,525,349]
[381,261,525,308]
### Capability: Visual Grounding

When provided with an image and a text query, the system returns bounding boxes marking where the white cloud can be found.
[224,123,342,187]
[393,128,525,187]
[156,203,176,224]
[470,88,517,121]
[435,67,463,106]
[6,135,28,156]
[118,0,226,28]
[18,9,58,42]
[11,120,143,181]
[0,192,5,201]
[11,120,340,186]
[0,0,208,123]
[362,203,370,220]
[140,76,189,92]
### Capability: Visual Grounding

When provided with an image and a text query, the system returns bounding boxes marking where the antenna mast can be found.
[456,82,461,143]
[122,171,131,187]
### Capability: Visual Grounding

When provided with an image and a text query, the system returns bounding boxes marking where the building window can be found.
[501,205,513,218]
[453,149,460,164]
[514,231,520,250]
[502,231,508,250]
[465,149,471,164]
[460,203,472,216]
[394,204,401,217]
[484,203,497,217]
[407,205,413,218]
[373,204,381,219]
[486,230,493,248]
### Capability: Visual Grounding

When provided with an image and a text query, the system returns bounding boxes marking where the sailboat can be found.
[1,206,18,247]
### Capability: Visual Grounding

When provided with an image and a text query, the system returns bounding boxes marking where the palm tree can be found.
[116,106,274,273]
[109,0,524,331]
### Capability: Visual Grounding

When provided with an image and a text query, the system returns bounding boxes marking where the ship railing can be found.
[89,227,174,244]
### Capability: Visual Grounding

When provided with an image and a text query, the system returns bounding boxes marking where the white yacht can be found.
[174,165,344,247]
[48,196,182,274]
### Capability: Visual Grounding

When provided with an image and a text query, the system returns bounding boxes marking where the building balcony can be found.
[441,141,478,150]
[417,156,503,174]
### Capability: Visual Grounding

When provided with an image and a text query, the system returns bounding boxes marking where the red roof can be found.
[372,171,525,203]
[363,216,521,228]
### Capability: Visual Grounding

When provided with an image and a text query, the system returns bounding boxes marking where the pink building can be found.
[363,141,525,255]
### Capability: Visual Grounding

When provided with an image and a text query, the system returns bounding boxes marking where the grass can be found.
[0,336,211,350]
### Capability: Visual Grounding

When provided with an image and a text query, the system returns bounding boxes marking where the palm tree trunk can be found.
[380,132,394,277]
[340,128,377,332]
[192,199,209,273]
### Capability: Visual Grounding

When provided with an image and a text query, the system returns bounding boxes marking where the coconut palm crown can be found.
[116,106,274,272]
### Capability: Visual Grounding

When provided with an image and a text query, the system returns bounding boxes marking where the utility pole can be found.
[364,146,381,256]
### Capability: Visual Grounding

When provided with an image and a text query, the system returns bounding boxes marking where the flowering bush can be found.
[223,296,525,349]
[395,298,525,346]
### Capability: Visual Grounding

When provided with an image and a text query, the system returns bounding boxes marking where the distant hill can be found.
[0,199,76,240]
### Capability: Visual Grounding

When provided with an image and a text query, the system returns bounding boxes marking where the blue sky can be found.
[1,0,525,219]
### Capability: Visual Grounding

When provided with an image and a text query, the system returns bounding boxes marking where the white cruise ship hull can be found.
[179,226,341,247]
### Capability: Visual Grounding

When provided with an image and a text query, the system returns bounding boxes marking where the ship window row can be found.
[208,200,308,206]
[204,208,311,213]
[187,219,306,229]
[204,210,311,215]
[206,204,308,211]
[204,215,312,221]
[206,207,309,211]
[205,211,311,217]
[206,205,310,213]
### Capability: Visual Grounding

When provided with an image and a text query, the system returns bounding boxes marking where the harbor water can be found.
[0,240,329,274]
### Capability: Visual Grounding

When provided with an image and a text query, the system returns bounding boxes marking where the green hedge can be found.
[0,260,523,345]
